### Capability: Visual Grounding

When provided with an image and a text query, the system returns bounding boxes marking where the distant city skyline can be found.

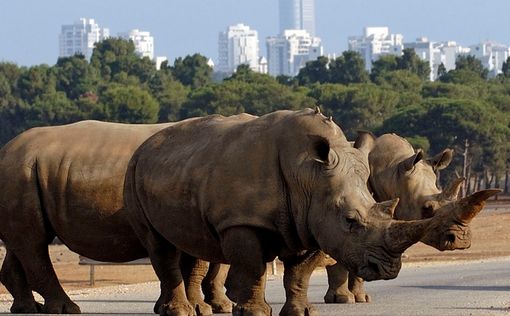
[1,0,509,66]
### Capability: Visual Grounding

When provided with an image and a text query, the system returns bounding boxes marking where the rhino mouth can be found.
[358,251,402,281]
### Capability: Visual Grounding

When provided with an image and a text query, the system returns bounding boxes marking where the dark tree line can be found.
[1,39,509,192]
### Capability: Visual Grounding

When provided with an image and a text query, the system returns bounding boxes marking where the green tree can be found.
[296,56,330,85]
[170,54,212,89]
[501,56,510,78]
[54,54,99,100]
[370,55,398,82]
[437,63,447,80]
[148,70,189,122]
[309,83,399,138]
[329,51,369,84]
[99,84,159,123]
[397,48,431,80]
[17,64,56,104]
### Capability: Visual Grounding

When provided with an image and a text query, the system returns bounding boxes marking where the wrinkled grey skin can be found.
[324,132,478,304]
[124,109,470,316]
[0,121,231,315]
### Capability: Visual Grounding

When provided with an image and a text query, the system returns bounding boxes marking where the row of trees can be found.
[1,38,509,192]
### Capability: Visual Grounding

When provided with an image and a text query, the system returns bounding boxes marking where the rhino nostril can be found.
[445,233,456,243]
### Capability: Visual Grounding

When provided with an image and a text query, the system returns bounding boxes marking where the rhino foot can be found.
[323,289,355,304]
[42,299,81,314]
[233,303,272,316]
[10,300,44,314]
[191,300,213,316]
[353,292,371,303]
[205,295,233,313]
[159,302,196,316]
[279,302,318,316]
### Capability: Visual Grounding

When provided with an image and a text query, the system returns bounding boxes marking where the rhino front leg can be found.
[180,254,213,316]
[348,274,370,303]
[221,227,271,316]
[279,250,325,316]
[202,263,232,313]
[324,263,355,304]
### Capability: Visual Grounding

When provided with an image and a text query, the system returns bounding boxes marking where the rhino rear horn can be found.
[455,189,502,223]
[439,177,465,201]
[426,149,454,171]
[354,130,376,158]
[399,150,424,173]
[374,198,399,218]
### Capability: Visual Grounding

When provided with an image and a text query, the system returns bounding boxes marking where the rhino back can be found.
[0,120,171,260]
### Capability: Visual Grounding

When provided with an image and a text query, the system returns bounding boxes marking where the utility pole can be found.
[462,139,469,197]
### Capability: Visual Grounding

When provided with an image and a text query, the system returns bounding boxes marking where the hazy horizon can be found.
[1,0,509,66]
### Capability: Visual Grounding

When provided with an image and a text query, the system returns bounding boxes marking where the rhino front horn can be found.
[385,219,430,254]
[455,189,502,223]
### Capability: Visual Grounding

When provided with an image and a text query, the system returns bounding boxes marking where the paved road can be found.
[1,257,509,315]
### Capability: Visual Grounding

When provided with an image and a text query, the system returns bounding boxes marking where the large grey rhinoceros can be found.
[0,120,232,314]
[123,108,495,316]
[323,132,494,304]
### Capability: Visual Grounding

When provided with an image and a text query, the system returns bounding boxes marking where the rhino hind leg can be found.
[221,227,271,316]
[279,250,324,316]
[202,263,232,313]
[0,251,43,313]
[180,254,213,316]
[138,233,194,316]
[324,263,355,304]
[10,240,81,314]
[348,274,371,303]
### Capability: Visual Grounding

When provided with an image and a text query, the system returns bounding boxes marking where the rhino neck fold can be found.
[275,156,319,254]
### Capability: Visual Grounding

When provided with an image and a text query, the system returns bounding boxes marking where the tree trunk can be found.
[505,169,509,194]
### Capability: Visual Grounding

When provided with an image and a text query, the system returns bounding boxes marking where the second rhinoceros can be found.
[324,132,498,304]
[123,108,491,316]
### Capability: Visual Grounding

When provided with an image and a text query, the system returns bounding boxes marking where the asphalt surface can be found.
[0,257,509,315]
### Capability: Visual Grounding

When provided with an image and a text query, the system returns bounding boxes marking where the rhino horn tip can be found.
[315,106,321,115]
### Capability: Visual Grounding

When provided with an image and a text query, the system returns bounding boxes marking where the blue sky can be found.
[0,0,508,66]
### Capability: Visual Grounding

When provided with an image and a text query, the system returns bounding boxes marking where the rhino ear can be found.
[399,150,424,174]
[426,149,453,171]
[353,130,376,158]
[310,135,336,166]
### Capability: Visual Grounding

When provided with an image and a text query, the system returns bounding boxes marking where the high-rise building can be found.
[468,41,510,78]
[59,18,109,60]
[266,29,322,76]
[119,29,154,60]
[217,23,260,74]
[348,27,404,71]
[279,0,316,36]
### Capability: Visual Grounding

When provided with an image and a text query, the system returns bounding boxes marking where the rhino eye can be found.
[344,216,365,233]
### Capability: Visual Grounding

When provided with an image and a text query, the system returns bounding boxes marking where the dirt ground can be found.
[0,199,509,295]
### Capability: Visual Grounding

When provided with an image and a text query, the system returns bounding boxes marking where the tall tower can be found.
[279,0,315,36]
[217,23,260,74]
[119,29,154,60]
[59,18,109,60]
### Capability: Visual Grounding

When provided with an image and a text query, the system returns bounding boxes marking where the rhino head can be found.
[354,132,475,250]
[278,110,449,280]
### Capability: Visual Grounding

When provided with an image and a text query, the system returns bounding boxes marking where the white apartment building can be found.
[468,41,510,77]
[348,27,404,71]
[279,0,316,37]
[266,29,323,77]
[59,18,109,60]
[119,29,154,60]
[217,23,261,74]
